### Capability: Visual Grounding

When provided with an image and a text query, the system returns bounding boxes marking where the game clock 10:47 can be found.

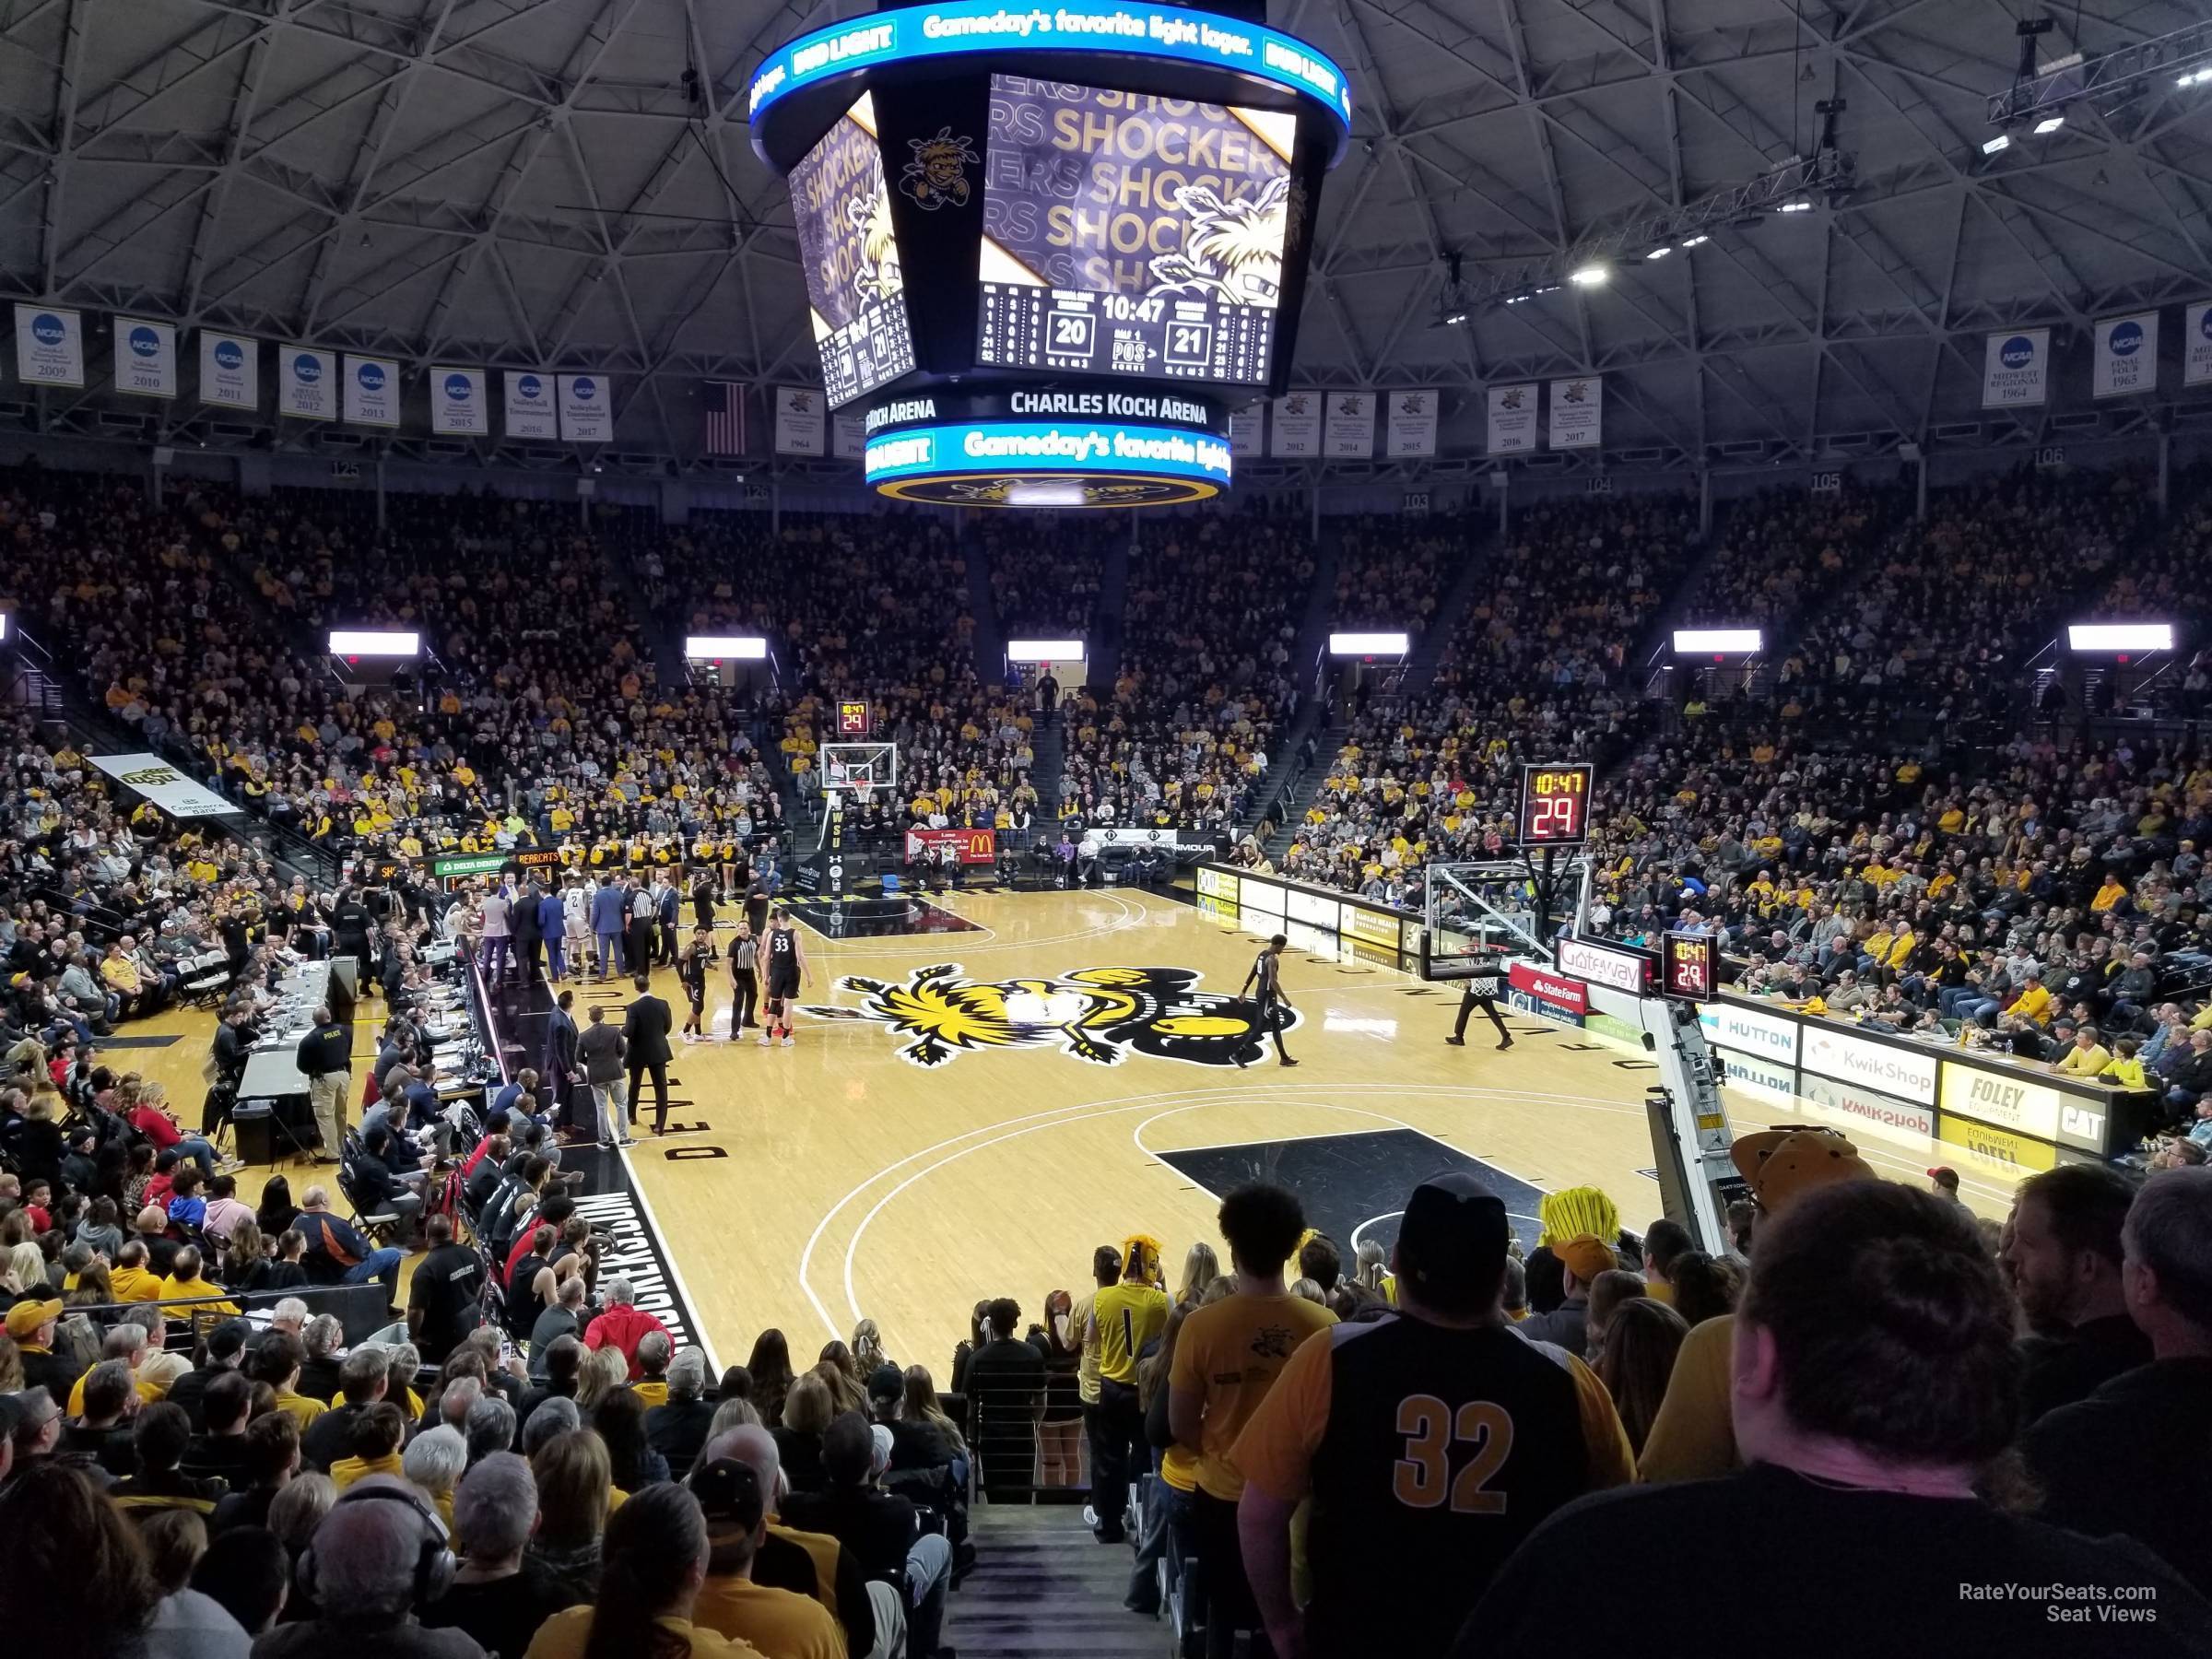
[1517,763,1593,847]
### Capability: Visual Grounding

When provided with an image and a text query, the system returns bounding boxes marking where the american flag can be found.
[703,382,747,456]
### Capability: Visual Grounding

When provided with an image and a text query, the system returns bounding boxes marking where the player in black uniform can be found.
[677,926,714,1042]
[760,909,807,1049]
[1446,952,1513,1051]
[1238,934,1298,1067]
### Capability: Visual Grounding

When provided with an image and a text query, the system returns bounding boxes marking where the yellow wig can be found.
[1538,1185,1619,1249]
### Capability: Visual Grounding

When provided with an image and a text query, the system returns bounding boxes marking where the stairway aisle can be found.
[944,1502,1169,1659]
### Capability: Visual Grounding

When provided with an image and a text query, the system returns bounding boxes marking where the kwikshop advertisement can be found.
[789,93,915,409]
[1508,960,1587,1025]
[977,78,1294,386]
[905,827,996,865]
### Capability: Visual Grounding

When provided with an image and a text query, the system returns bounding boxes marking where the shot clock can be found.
[1516,762,1594,847]
[1662,932,1717,1001]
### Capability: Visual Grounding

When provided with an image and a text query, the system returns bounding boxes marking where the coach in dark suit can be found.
[623,974,675,1135]
[544,988,582,1134]
[514,880,545,981]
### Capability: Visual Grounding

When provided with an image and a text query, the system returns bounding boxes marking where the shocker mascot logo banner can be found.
[803,963,1298,1069]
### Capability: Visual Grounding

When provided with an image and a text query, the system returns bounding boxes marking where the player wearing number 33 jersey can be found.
[1230,1174,1633,1659]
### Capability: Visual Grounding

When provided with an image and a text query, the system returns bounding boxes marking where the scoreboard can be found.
[747,2,1351,501]
[1517,762,1594,848]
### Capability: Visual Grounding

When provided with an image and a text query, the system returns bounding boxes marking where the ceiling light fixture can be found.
[1778,199,1813,213]
[1679,234,1709,249]
[2032,113,2065,134]
[1983,133,2011,154]
[1569,263,1609,286]
[1645,246,1671,260]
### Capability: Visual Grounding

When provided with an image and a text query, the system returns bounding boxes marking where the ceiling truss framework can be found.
[3,0,2212,466]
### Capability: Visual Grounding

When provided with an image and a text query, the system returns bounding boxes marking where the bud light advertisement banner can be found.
[429,365,488,435]
[14,304,83,387]
[1982,327,2048,408]
[279,346,335,419]
[2091,312,2157,399]
[113,317,177,398]
[559,372,610,442]
[505,371,557,439]
[342,354,400,427]
[199,331,258,409]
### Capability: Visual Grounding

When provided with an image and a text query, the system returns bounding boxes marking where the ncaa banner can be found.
[342,354,400,427]
[773,386,827,456]
[832,407,867,459]
[429,366,488,435]
[199,331,257,410]
[559,372,610,442]
[1547,375,1601,449]
[1270,392,1319,457]
[2186,302,2212,388]
[2092,312,2157,398]
[113,317,177,398]
[88,753,236,818]
[504,371,557,439]
[1228,406,1264,456]
[1982,327,2048,408]
[1324,392,1376,458]
[1384,390,1438,457]
[1487,383,1537,453]
[13,304,84,386]
[279,346,335,418]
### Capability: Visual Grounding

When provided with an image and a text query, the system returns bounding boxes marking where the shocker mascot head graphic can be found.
[1148,176,1290,309]
[846,185,903,300]
[804,963,1296,1069]
[899,127,976,210]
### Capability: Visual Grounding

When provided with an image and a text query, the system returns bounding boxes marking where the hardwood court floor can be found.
[117,892,2023,1370]
[606,888,2024,1374]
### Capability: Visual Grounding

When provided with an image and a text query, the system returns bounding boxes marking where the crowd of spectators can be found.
[1284,495,1700,897]
[1330,512,1476,634]
[1677,484,1905,630]
[982,514,1109,640]
[1058,505,1313,829]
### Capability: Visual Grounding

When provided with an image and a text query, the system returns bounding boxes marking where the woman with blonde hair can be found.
[849,1318,888,1377]
[575,1345,629,1412]
[814,1343,866,1415]
[65,1258,113,1308]
[3,1241,48,1298]
[527,1428,614,1599]
[1174,1241,1220,1308]
[900,1365,966,1457]
[772,1372,835,1494]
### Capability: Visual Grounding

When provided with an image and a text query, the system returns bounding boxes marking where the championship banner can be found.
[199,331,258,410]
[279,346,335,418]
[88,754,235,818]
[904,827,996,865]
[773,386,827,455]
[1228,405,1264,456]
[114,318,177,398]
[1982,328,2049,408]
[2187,302,2212,388]
[429,366,488,435]
[1384,389,1438,457]
[2092,312,2157,399]
[342,354,399,427]
[832,407,867,458]
[1324,392,1375,457]
[559,372,610,442]
[505,371,557,440]
[1547,375,1601,449]
[14,304,84,387]
[1487,382,1537,453]
[1270,391,1319,456]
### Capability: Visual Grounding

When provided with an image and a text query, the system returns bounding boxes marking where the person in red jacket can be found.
[583,1274,672,1380]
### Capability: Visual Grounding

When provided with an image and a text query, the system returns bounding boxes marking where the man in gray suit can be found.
[576,1004,630,1149]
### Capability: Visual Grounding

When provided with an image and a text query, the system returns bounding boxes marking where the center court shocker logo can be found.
[803,963,1297,1069]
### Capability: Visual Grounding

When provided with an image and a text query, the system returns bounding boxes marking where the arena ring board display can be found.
[747,1,1351,432]
[862,384,1230,505]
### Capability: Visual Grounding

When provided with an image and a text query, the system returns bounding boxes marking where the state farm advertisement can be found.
[1509,960,1587,1026]
[904,827,996,865]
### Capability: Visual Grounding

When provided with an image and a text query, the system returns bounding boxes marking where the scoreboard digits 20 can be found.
[1517,763,1594,847]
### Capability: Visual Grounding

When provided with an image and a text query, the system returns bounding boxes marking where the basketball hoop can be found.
[850,785,875,811]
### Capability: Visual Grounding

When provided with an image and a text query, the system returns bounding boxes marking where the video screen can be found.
[788,94,915,409]
[977,77,1295,386]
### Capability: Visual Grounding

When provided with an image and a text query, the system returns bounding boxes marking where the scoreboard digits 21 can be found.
[1517,762,1594,847]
